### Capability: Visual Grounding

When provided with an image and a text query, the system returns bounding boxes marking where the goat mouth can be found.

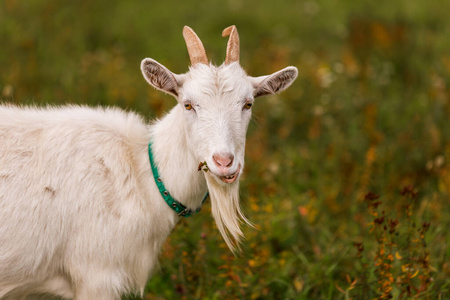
[219,165,241,184]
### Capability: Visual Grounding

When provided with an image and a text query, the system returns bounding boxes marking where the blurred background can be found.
[1,0,449,299]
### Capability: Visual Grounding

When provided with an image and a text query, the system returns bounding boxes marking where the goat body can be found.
[0,26,297,299]
[0,106,175,298]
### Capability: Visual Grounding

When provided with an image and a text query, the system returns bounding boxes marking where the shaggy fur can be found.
[0,26,297,299]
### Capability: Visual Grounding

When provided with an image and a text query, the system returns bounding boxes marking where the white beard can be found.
[205,174,252,252]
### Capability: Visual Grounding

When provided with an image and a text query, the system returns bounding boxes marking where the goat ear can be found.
[251,66,298,98]
[141,58,181,97]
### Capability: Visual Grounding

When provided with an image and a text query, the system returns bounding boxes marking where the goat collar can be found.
[148,142,208,217]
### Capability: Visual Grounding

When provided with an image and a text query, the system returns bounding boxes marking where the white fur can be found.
[0,34,297,299]
[0,106,165,299]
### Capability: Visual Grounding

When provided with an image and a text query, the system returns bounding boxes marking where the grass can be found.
[1,0,449,299]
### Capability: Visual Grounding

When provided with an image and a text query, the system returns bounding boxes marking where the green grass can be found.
[1,0,449,299]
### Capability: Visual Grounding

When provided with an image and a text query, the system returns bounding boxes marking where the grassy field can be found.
[1,0,449,299]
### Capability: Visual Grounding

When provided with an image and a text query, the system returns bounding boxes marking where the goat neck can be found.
[149,106,208,212]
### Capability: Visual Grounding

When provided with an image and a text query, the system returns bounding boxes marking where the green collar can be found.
[148,142,208,217]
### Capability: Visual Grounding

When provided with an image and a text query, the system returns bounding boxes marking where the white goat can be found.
[0,26,297,299]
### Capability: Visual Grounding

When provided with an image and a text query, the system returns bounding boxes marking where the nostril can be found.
[226,154,234,167]
[213,153,234,168]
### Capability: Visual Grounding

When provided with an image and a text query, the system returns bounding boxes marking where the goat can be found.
[0,26,297,299]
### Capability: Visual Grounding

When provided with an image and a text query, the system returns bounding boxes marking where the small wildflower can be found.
[353,188,433,299]
[197,161,209,172]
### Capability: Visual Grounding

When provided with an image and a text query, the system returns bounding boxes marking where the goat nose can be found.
[213,153,234,168]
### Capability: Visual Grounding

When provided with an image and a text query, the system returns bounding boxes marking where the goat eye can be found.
[184,103,193,110]
[243,102,253,110]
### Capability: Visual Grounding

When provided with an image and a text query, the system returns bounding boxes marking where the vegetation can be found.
[1,0,449,299]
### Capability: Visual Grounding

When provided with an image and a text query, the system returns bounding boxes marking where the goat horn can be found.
[222,25,240,65]
[183,26,208,66]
